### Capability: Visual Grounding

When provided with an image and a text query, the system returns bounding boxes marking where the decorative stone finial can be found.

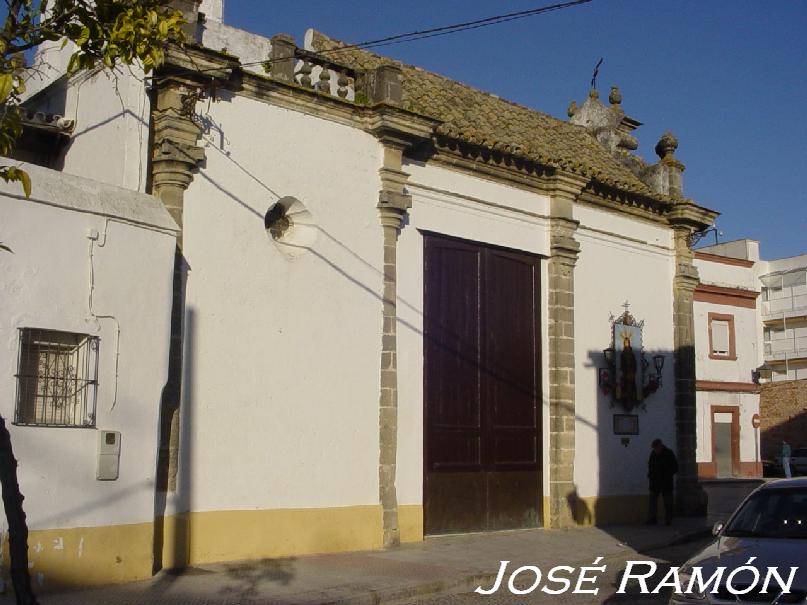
[655,131,678,159]
[609,86,622,106]
[567,100,577,118]
[589,88,600,100]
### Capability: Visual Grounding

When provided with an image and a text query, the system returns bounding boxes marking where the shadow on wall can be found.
[760,380,807,462]
[151,135,702,570]
[152,293,194,585]
[568,345,695,536]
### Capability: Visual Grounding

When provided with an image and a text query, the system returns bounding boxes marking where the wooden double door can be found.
[423,234,543,535]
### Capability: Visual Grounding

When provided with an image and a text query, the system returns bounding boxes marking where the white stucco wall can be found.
[696,260,758,291]
[201,21,271,73]
[695,391,760,465]
[178,95,384,514]
[30,68,150,193]
[0,166,176,531]
[694,301,760,383]
[573,204,676,498]
[693,254,762,474]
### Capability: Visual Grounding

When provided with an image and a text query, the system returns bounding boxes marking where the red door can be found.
[424,233,543,534]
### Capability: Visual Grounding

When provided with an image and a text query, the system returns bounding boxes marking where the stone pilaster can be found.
[269,34,297,84]
[376,144,411,548]
[546,172,587,529]
[670,218,707,516]
[151,81,206,246]
[151,79,205,496]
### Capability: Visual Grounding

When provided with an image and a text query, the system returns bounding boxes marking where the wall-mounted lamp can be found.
[752,363,773,384]
[599,348,616,396]
[653,354,665,386]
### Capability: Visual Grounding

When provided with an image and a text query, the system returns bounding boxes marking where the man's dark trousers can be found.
[648,489,674,524]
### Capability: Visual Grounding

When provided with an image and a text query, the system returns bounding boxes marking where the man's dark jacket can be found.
[648,447,678,492]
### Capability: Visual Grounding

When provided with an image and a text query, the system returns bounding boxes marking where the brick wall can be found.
[760,380,807,460]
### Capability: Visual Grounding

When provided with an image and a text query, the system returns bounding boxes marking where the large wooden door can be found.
[424,233,542,534]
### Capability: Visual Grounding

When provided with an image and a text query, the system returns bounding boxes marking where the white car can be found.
[670,478,807,604]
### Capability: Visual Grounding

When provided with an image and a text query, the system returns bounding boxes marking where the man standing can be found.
[647,438,678,525]
[782,441,792,479]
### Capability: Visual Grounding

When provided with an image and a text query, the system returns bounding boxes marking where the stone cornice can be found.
[159,42,720,231]
[430,135,684,225]
[584,180,673,219]
[694,284,759,309]
[667,199,719,233]
[546,171,589,202]
[426,145,552,195]
[365,106,438,149]
[695,380,760,394]
[694,251,755,268]
[161,43,242,88]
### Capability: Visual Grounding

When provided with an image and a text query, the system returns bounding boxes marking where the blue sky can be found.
[223,0,806,260]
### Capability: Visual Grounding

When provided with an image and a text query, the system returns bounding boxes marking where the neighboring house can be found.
[7,0,743,587]
[0,164,178,587]
[692,239,763,479]
[758,253,807,466]
[691,240,807,479]
[760,254,807,382]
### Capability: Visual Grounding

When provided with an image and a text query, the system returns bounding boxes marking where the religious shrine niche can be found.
[599,302,665,413]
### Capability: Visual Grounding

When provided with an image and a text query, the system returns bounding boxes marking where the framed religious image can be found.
[614,322,643,408]
[613,414,639,435]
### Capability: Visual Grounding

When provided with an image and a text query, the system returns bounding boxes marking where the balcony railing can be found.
[764,335,807,361]
[762,292,807,318]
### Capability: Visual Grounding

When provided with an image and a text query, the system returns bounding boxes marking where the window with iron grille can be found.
[14,328,99,427]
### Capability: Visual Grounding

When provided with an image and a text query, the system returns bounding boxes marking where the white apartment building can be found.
[760,255,807,381]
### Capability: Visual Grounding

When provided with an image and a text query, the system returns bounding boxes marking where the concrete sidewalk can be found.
[8,518,712,605]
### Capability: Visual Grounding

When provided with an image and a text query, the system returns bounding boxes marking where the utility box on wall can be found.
[96,430,121,481]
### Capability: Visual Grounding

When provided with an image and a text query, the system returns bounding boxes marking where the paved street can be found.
[0,519,713,605]
[414,536,712,605]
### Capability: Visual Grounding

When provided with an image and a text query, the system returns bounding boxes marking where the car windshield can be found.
[724,487,807,539]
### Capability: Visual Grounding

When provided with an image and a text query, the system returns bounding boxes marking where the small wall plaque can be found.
[613,414,639,435]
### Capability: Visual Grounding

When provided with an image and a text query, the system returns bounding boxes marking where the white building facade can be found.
[0,165,177,587]
[692,240,763,479]
[7,0,731,587]
[760,254,807,382]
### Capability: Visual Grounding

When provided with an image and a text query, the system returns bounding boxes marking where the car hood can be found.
[684,537,807,585]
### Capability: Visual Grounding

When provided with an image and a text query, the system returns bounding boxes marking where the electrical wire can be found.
[148,0,594,82]
[344,0,594,51]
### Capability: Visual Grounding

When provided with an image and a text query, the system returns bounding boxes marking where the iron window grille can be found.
[14,328,99,427]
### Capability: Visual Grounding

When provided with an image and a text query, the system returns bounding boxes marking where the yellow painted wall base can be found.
[543,494,650,527]
[2,522,154,591]
[158,504,384,569]
[10,497,651,591]
[572,495,649,526]
[398,504,424,543]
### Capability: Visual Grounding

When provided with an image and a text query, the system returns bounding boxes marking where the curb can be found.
[333,525,714,605]
[662,527,713,548]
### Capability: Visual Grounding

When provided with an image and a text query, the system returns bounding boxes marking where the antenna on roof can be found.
[590,57,603,91]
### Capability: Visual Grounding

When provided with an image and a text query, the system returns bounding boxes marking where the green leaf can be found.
[0,74,13,104]
[19,169,31,198]
[67,53,80,74]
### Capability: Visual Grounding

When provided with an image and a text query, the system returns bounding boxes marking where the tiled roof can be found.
[310,31,655,197]
[21,109,75,134]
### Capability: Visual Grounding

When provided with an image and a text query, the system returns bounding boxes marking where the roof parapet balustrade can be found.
[267,34,406,107]
[268,34,361,102]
